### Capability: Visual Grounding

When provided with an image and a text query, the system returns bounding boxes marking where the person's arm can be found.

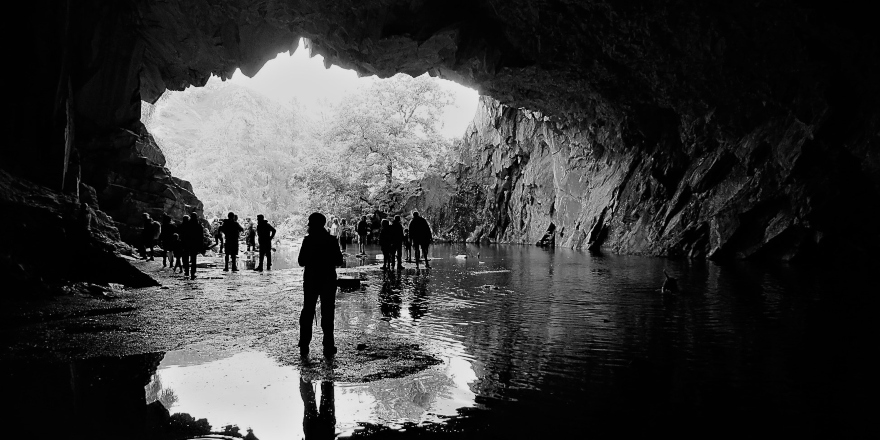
[298,237,309,267]
[270,225,276,239]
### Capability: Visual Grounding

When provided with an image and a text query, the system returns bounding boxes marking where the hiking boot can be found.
[223,267,229,272]
[190,274,196,280]
[255,266,263,272]
[299,346,309,357]
[232,264,238,272]
[323,346,337,357]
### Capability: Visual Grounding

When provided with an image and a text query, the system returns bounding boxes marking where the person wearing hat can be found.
[297,212,344,357]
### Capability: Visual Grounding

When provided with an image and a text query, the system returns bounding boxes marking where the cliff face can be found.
[429,96,879,261]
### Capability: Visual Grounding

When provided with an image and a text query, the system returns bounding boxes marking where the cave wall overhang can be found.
[3,0,879,262]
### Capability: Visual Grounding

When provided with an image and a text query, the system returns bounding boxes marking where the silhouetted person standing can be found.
[255,214,276,271]
[391,215,405,269]
[300,379,336,440]
[297,213,343,357]
[212,219,224,253]
[339,218,348,251]
[141,213,160,261]
[184,211,205,280]
[245,221,256,253]
[179,215,191,277]
[159,214,177,268]
[408,211,433,267]
[220,212,244,271]
[379,219,393,270]
[356,216,368,254]
[403,228,412,262]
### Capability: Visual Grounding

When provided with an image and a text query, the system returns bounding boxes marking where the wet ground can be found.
[1,243,873,439]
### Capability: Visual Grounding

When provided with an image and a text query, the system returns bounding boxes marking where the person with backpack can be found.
[297,212,343,358]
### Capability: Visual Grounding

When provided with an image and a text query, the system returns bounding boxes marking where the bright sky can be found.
[226,39,480,139]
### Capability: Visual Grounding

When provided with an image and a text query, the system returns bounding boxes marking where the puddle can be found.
[148,348,477,439]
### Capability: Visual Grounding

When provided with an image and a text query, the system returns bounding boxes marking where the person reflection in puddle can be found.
[300,378,336,439]
[298,212,344,358]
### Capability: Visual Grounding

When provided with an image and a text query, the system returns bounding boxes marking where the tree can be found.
[330,74,454,187]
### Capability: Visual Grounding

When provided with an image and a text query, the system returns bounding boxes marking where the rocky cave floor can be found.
[0,253,440,382]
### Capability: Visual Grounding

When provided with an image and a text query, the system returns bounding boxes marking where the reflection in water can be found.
[300,379,336,440]
[6,244,872,438]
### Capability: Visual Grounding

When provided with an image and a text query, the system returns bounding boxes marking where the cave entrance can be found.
[141,38,478,237]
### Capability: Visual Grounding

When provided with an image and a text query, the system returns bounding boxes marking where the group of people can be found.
[215,213,277,272]
[142,208,434,360]
[356,211,433,269]
[140,210,277,278]
[140,211,211,280]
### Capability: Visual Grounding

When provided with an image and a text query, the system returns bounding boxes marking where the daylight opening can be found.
[141,38,479,238]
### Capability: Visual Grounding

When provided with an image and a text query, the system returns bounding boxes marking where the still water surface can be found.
[11,244,873,438]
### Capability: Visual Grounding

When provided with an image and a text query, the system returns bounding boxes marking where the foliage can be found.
[143,74,458,235]
[329,74,454,186]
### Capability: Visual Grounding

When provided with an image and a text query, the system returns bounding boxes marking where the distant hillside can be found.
[142,77,306,222]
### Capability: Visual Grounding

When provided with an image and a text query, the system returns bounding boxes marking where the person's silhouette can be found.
[356,215,368,255]
[220,212,243,271]
[408,211,433,268]
[298,213,343,357]
[255,214,276,271]
[300,378,336,440]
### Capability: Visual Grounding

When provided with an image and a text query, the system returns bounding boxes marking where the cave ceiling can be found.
[135,0,878,126]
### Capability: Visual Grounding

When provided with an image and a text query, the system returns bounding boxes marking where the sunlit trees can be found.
[330,74,454,186]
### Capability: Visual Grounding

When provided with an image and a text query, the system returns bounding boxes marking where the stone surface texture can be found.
[420,96,879,260]
[4,0,880,265]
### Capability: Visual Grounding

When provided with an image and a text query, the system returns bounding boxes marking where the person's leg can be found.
[231,254,238,271]
[224,252,230,271]
[299,291,319,354]
[413,244,421,267]
[320,286,337,354]
[396,244,403,267]
[266,245,272,269]
[257,247,264,270]
[182,252,189,276]
[421,243,430,266]
[190,252,197,278]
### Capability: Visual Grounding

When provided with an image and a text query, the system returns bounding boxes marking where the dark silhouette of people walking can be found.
[379,219,393,270]
[220,212,244,271]
[356,215,368,255]
[298,213,343,358]
[299,379,336,440]
[183,211,205,280]
[408,211,433,268]
[141,213,160,261]
[391,215,405,269]
[159,213,177,268]
[256,214,276,271]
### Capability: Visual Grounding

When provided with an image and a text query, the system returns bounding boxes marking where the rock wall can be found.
[0,169,158,293]
[426,96,879,261]
[79,122,203,245]
[3,0,879,267]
